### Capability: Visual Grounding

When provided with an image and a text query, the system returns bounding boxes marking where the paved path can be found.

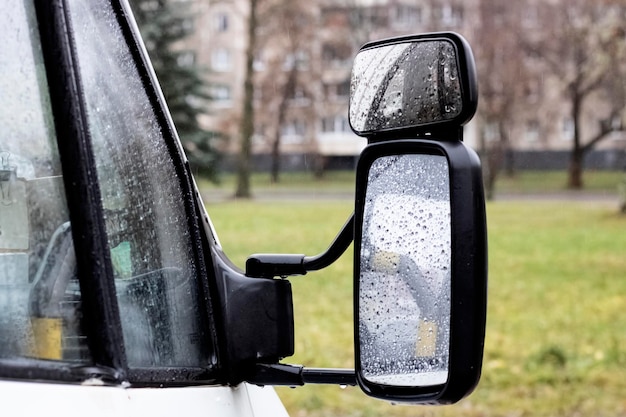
[202,188,622,205]
[493,191,620,204]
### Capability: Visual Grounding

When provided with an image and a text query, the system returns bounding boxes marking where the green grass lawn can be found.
[205,194,626,416]
[198,169,625,199]
[493,170,624,195]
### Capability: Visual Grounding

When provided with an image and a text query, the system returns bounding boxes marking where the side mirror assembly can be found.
[351,32,486,404]
[240,32,486,407]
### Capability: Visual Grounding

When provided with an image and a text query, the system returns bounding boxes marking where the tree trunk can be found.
[270,132,280,183]
[313,154,327,179]
[567,148,584,189]
[567,94,584,189]
[270,61,298,184]
[235,0,258,198]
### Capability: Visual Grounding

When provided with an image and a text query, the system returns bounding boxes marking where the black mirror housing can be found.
[354,139,487,404]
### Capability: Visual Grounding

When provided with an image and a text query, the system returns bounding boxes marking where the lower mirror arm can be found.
[248,364,356,386]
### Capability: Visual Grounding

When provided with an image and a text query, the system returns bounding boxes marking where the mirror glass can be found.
[358,153,451,387]
[350,40,462,134]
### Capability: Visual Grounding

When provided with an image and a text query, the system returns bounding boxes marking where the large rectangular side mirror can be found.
[354,139,487,404]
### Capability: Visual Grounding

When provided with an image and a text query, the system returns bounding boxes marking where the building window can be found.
[525,120,540,142]
[289,87,310,106]
[524,78,542,103]
[484,122,499,142]
[281,119,307,142]
[211,85,232,103]
[391,5,422,29]
[321,43,352,66]
[214,13,229,32]
[253,50,265,71]
[437,4,464,27]
[336,80,350,98]
[323,80,350,100]
[283,50,309,71]
[176,51,195,67]
[522,6,539,29]
[211,48,231,72]
[321,116,350,133]
[562,118,574,141]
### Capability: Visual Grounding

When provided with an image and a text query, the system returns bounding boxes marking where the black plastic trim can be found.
[0,359,122,385]
[211,247,295,385]
[34,0,128,377]
[126,367,219,387]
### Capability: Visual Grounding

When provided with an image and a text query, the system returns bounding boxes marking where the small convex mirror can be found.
[349,32,477,138]
[354,140,487,404]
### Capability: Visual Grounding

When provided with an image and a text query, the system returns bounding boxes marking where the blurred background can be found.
[130,0,626,201]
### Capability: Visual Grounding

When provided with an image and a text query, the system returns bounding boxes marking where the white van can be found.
[0,0,487,414]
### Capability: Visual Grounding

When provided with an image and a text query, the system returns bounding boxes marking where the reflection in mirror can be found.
[350,40,462,134]
[359,154,451,387]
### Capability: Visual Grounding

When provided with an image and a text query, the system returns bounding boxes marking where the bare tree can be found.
[235,0,259,198]
[255,0,378,183]
[525,0,626,189]
[473,0,528,198]
[254,0,317,183]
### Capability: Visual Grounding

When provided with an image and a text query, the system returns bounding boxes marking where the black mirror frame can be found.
[353,139,487,404]
[349,32,478,140]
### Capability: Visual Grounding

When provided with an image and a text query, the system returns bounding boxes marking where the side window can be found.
[68,0,212,367]
[0,1,90,363]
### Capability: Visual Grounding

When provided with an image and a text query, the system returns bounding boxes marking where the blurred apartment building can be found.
[184,0,626,171]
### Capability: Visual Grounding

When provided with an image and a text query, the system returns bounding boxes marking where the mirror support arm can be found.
[368,126,464,144]
[302,214,354,271]
[427,126,464,141]
[248,364,357,386]
[245,214,354,278]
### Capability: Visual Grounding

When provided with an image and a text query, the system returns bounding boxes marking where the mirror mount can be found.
[367,126,464,144]
[245,214,354,278]
[248,364,356,387]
